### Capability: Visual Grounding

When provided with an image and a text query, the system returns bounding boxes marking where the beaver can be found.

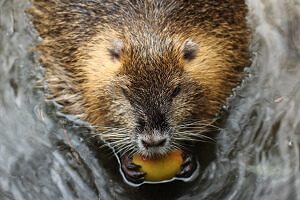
[29,0,250,184]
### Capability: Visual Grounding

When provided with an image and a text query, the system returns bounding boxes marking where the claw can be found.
[176,152,197,178]
[120,154,146,184]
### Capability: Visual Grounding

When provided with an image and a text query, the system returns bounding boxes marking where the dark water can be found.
[0,0,300,199]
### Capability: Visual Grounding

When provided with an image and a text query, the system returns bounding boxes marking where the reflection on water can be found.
[0,0,299,199]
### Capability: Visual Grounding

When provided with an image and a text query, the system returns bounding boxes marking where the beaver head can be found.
[29,0,250,183]
[76,26,250,158]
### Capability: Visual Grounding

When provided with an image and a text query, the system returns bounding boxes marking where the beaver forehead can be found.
[121,66,181,107]
[119,48,184,112]
[119,33,185,80]
[121,59,183,87]
[120,54,184,98]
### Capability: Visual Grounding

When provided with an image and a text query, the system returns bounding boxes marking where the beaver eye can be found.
[108,39,123,61]
[182,39,198,61]
[121,87,129,98]
[171,86,181,98]
[108,48,121,60]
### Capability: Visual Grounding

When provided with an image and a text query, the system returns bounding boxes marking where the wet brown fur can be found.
[28,0,250,151]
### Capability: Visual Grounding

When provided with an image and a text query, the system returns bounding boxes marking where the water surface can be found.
[0,0,299,199]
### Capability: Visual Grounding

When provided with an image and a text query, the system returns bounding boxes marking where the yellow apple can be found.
[132,149,183,182]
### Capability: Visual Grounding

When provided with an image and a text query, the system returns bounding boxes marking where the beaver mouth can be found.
[120,150,197,184]
[135,134,171,158]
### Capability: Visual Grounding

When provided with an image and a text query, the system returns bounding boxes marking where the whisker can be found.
[83,134,102,141]
[174,137,210,143]
[176,130,209,135]
[121,146,136,157]
[115,144,134,155]
[177,126,221,131]
[173,131,216,143]
[176,119,220,131]
[105,139,131,146]
[171,141,187,150]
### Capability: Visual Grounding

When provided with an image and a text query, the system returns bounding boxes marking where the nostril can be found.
[142,140,150,148]
[156,138,166,146]
[141,138,167,148]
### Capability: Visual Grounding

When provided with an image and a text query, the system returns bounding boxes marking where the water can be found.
[0,0,299,199]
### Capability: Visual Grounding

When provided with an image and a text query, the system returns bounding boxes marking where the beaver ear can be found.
[181,39,198,61]
[108,39,124,61]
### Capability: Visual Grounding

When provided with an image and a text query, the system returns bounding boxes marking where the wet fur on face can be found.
[28,0,250,157]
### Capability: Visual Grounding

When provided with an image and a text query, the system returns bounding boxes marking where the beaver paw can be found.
[120,154,145,184]
[176,152,197,178]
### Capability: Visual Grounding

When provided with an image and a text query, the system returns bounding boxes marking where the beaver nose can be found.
[141,138,166,148]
